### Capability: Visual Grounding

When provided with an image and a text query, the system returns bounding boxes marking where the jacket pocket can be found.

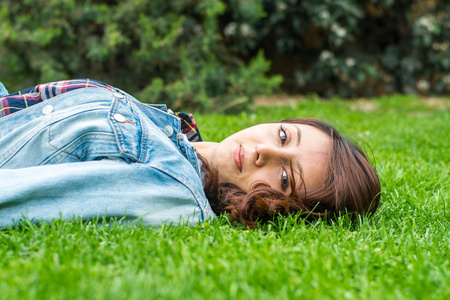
[45,92,146,164]
[108,92,145,162]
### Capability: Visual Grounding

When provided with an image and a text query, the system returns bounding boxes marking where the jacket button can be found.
[42,105,53,115]
[113,92,125,99]
[163,125,174,137]
[114,113,126,123]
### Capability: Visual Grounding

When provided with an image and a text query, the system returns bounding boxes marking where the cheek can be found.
[235,169,277,192]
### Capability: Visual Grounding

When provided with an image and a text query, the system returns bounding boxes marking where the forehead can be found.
[281,123,332,188]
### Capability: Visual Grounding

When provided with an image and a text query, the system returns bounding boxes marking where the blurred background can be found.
[0,0,448,111]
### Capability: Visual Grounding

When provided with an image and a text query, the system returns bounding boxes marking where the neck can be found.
[192,142,217,165]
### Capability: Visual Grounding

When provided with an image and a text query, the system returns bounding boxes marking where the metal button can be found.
[42,105,53,115]
[163,125,174,137]
[114,113,126,123]
[113,92,125,99]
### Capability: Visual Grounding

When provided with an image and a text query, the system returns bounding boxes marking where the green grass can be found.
[1,95,449,299]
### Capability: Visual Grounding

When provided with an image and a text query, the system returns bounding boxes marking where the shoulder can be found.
[115,161,215,224]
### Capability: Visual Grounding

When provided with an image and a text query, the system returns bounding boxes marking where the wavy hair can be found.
[201,118,381,228]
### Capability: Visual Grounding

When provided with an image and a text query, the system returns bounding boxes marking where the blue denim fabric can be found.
[0,87,215,227]
[0,81,9,96]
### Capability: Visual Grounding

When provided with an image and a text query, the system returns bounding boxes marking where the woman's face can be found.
[208,123,332,194]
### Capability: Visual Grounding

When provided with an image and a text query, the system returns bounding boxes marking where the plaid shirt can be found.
[0,79,202,142]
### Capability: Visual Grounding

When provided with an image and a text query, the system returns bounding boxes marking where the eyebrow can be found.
[294,125,303,178]
[296,125,302,146]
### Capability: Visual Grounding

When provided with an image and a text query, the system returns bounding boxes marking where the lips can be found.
[234,145,245,173]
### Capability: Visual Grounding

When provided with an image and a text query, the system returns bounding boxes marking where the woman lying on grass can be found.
[0,79,380,228]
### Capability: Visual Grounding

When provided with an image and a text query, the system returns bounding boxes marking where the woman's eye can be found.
[281,169,289,192]
[279,126,287,146]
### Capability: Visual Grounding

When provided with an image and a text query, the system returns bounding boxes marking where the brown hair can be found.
[201,118,381,228]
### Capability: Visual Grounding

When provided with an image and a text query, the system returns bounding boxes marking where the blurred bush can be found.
[0,0,448,111]
[222,0,449,98]
[0,0,282,111]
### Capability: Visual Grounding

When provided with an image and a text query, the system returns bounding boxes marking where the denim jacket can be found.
[0,85,215,227]
[0,81,8,96]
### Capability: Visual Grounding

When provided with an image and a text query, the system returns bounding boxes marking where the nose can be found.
[254,144,290,167]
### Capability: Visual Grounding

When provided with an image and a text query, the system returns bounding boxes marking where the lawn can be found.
[1,95,448,299]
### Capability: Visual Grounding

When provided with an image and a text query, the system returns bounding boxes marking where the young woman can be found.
[0,79,380,228]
